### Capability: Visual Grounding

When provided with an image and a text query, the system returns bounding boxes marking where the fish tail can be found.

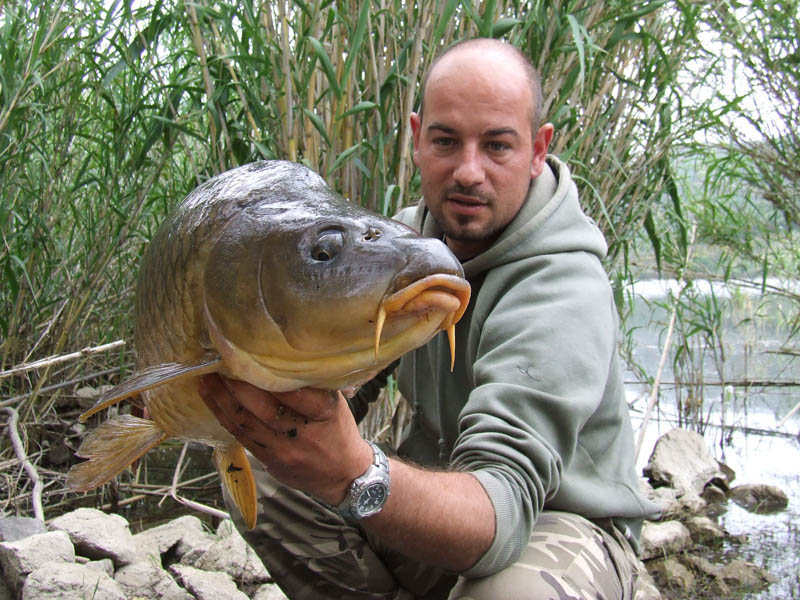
[66,415,167,492]
[213,445,258,530]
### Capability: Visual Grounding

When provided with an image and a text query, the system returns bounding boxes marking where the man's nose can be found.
[453,145,485,188]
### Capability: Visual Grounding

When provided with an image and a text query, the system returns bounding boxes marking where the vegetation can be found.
[1,1,797,581]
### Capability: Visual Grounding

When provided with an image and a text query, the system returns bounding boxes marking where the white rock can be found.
[133,514,213,562]
[639,520,692,561]
[182,521,270,585]
[115,560,191,600]
[644,428,724,498]
[48,507,137,566]
[22,561,125,600]
[252,583,290,600]
[170,563,249,600]
[0,530,75,594]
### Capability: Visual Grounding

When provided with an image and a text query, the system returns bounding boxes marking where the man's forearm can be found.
[360,458,495,573]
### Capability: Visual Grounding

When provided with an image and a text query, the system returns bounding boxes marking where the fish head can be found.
[202,161,470,391]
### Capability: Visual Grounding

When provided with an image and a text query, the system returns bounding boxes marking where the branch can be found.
[3,407,44,520]
[0,340,126,379]
[167,443,230,521]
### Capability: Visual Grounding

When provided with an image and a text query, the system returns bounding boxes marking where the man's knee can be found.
[448,511,635,600]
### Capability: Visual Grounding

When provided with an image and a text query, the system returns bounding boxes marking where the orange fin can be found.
[213,445,258,530]
[79,358,222,422]
[66,414,167,492]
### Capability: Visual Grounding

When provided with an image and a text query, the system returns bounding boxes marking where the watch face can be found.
[355,483,387,516]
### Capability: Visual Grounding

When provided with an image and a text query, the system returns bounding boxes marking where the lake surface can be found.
[625,278,800,598]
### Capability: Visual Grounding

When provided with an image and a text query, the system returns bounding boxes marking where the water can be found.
[626,278,800,598]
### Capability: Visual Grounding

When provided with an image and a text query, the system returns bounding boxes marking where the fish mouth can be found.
[374,274,471,370]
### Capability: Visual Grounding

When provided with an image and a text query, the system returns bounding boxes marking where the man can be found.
[199,38,659,599]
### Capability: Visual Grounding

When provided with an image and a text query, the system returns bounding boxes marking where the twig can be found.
[777,399,800,429]
[3,407,44,521]
[168,443,229,521]
[0,366,128,408]
[0,340,126,379]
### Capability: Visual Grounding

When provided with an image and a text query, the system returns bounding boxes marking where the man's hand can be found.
[197,374,372,506]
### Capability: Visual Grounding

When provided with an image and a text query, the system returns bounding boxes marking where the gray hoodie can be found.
[393,156,660,577]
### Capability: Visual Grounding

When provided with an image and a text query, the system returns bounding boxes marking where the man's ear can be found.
[530,123,554,178]
[410,112,422,166]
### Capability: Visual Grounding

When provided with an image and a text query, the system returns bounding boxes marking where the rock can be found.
[644,428,725,500]
[640,520,692,561]
[252,583,291,600]
[86,557,116,577]
[0,581,12,600]
[0,516,47,542]
[729,483,789,513]
[717,558,774,591]
[685,515,726,544]
[22,561,126,600]
[170,563,250,600]
[115,560,192,600]
[649,557,695,591]
[633,565,662,600]
[48,507,137,566]
[182,519,270,585]
[0,530,75,594]
[133,514,213,562]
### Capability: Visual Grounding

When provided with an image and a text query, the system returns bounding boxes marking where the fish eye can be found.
[311,229,344,262]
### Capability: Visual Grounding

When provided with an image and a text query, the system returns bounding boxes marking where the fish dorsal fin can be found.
[79,358,222,422]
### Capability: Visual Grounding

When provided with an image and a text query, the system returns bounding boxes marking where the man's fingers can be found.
[274,387,340,421]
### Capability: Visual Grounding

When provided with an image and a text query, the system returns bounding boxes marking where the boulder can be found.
[115,560,192,600]
[729,483,789,513]
[22,561,125,600]
[252,583,291,600]
[48,507,137,566]
[181,519,271,586]
[643,428,725,501]
[684,515,726,544]
[0,530,75,594]
[0,516,47,542]
[170,563,250,600]
[640,520,692,561]
[133,514,213,562]
[648,557,695,591]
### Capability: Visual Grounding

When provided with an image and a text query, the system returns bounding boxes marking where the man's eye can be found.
[432,137,455,147]
[487,141,510,152]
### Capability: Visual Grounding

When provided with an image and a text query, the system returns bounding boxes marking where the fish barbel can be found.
[66,161,470,529]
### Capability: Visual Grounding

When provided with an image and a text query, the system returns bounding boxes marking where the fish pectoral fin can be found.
[66,415,167,492]
[213,445,258,530]
[79,358,223,422]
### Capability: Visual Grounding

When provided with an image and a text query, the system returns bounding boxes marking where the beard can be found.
[430,185,502,243]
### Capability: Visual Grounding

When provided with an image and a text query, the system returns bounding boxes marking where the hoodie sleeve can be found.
[451,250,620,577]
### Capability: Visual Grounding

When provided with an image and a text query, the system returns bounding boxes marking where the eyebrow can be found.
[426,122,520,138]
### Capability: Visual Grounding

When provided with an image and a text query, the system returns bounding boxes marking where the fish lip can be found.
[380,274,471,324]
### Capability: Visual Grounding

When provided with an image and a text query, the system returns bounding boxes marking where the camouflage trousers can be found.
[224,457,639,600]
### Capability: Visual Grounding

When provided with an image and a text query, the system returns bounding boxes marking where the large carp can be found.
[66,160,470,529]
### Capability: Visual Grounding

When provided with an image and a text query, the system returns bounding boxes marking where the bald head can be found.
[418,39,544,136]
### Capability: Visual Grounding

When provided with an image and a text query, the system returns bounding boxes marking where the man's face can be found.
[411,48,551,260]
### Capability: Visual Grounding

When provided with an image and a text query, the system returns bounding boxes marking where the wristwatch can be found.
[337,441,390,520]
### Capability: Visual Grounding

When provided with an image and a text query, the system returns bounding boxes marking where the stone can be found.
[86,557,116,577]
[649,557,695,591]
[48,507,137,566]
[170,563,249,600]
[717,558,775,591]
[252,583,291,600]
[22,561,126,600]
[0,530,75,594]
[182,520,270,585]
[115,560,192,600]
[633,565,662,600]
[639,520,692,561]
[729,483,789,513]
[133,514,213,562]
[0,516,47,542]
[685,515,726,544]
[644,428,725,498]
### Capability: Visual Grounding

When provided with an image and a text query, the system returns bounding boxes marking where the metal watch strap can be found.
[336,441,390,520]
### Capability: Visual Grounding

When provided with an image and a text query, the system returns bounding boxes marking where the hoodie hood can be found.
[395,156,607,278]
